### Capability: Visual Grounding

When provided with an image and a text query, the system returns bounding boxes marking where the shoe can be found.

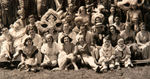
[110,67,114,71]
[117,66,121,70]
[95,66,100,73]
[101,68,108,73]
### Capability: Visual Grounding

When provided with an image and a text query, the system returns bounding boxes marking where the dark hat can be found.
[61,35,72,43]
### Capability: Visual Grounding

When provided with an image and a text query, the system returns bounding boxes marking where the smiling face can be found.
[64,36,70,44]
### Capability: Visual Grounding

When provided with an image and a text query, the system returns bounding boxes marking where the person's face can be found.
[76,21,81,27]
[29,31,35,38]
[64,37,70,43]
[110,7,115,13]
[26,39,32,46]
[66,15,72,21]
[78,37,84,43]
[140,24,146,31]
[125,24,130,30]
[95,17,101,23]
[131,5,137,10]
[46,36,53,43]
[104,40,110,47]
[14,23,20,30]
[95,27,101,33]
[63,24,70,32]
[68,4,74,12]
[110,26,115,34]
[29,18,35,24]
[80,7,86,14]
[3,29,8,34]
[80,25,86,33]
[118,41,124,48]
[115,17,120,23]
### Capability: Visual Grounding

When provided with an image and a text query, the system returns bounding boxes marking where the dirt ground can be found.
[0,62,150,79]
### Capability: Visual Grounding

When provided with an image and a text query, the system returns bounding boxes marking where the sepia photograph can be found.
[0,0,150,79]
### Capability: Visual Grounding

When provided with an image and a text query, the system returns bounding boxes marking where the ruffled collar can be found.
[116,44,126,52]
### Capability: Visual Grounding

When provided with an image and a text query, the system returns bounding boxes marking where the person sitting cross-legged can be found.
[115,38,133,70]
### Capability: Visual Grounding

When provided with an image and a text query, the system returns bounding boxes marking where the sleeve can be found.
[41,44,45,54]
[99,49,105,60]
[110,48,116,59]
[148,32,150,41]
[125,46,131,59]
[10,28,26,38]
[31,48,39,58]
[135,32,142,45]
[126,11,130,22]
[0,35,5,42]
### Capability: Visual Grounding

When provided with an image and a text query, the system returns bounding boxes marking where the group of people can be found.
[0,0,150,73]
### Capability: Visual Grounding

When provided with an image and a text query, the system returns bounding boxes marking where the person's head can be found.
[94,23,104,33]
[28,15,35,24]
[77,35,84,43]
[79,23,88,33]
[2,27,9,34]
[63,23,70,33]
[17,9,25,19]
[45,34,54,43]
[28,30,36,38]
[78,6,86,15]
[114,16,120,23]
[130,3,137,10]
[68,3,74,12]
[95,16,104,24]
[61,35,72,44]
[24,37,33,47]
[75,17,83,28]
[117,38,125,47]
[103,36,111,47]
[140,22,146,31]
[109,25,118,34]
[13,21,21,30]
[65,15,72,22]
[125,22,131,30]
[110,6,115,14]
[0,18,2,23]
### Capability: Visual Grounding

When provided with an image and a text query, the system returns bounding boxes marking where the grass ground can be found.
[0,62,150,79]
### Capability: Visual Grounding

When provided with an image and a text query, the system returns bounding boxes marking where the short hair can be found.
[61,35,72,43]
[24,37,33,46]
[45,34,54,43]
[28,15,35,19]
[139,22,145,28]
